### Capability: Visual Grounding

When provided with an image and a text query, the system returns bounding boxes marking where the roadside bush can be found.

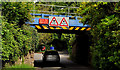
[90,15,120,70]
[2,2,39,66]
[2,19,39,65]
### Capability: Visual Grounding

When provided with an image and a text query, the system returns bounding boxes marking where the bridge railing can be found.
[31,4,80,16]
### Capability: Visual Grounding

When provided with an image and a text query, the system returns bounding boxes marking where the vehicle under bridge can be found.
[26,13,92,65]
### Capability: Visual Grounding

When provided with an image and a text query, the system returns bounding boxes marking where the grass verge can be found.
[2,64,35,70]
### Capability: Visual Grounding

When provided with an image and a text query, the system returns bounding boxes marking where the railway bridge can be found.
[26,12,91,65]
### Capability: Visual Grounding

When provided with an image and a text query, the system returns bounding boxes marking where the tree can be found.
[2,2,39,65]
[2,2,34,27]
[77,2,120,69]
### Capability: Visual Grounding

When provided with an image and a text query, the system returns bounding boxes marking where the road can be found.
[34,51,93,70]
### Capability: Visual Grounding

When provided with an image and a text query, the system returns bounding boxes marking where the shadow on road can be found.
[34,60,66,68]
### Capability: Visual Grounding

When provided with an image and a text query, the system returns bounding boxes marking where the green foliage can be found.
[0,16,2,60]
[2,20,39,62]
[2,2,34,27]
[2,2,120,70]
[37,33,75,54]
[11,64,34,68]
[78,2,120,70]
[38,33,53,45]
[2,21,20,61]
[34,33,53,51]
[22,24,39,52]
[2,2,39,64]
[3,64,35,70]
[61,34,76,54]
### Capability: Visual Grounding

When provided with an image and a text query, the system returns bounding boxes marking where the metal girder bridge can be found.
[26,4,91,33]
[25,13,91,34]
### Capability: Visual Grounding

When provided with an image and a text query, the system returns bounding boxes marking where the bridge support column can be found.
[72,32,90,65]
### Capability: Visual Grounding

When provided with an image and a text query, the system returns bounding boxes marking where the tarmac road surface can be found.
[34,51,93,70]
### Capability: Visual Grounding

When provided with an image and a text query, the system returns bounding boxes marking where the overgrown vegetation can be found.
[2,2,34,27]
[2,18,39,64]
[77,2,120,70]
[2,2,39,66]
